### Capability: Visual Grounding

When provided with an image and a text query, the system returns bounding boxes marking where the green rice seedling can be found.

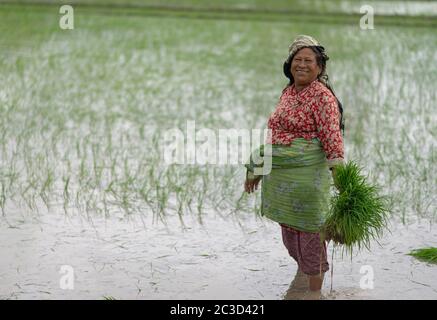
[196,180,205,219]
[75,141,81,159]
[20,182,35,211]
[74,188,83,213]
[139,179,155,212]
[62,175,70,215]
[91,143,102,185]
[408,247,437,264]
[6,159,19,191]
[39,169,54,211]
[0,180,6,216]
[323,161,391,255]
[79,158,87,185]
[22,174,39,213]
[120,187,133,216]
[102,193,110,218]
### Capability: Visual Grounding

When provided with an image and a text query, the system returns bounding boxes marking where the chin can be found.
[295,77,309,83]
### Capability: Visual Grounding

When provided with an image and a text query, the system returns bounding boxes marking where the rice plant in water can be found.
[408,247,437,264]
[324,161,390,254]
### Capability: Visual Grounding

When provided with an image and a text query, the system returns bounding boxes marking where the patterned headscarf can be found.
[283,35,330,86]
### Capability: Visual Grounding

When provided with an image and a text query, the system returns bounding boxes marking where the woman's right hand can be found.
[244,177,261,194]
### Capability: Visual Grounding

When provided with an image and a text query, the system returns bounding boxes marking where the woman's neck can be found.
[295,83,306,92]
[294,79,317,93]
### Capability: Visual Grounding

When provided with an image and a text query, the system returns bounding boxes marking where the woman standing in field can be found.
[244,35,344,299]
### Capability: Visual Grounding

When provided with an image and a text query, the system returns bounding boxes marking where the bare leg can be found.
[301,273,325,300]
[309,273,325,291]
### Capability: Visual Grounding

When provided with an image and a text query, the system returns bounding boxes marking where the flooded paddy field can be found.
[0,1,436,299]
[1,210,436,299]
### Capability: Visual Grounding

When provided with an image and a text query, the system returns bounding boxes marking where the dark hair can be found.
[283,46,345,136]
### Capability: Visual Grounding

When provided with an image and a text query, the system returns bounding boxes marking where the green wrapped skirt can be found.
[246,138,332,233]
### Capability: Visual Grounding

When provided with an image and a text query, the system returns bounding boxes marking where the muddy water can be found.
[0,209,436,300]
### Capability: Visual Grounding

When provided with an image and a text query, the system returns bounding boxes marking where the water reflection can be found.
[282,268,324,300]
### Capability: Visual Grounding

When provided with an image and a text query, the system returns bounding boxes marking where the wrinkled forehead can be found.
[292,47,317,59]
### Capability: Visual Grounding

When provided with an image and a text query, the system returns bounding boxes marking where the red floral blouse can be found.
[266,79,344,168]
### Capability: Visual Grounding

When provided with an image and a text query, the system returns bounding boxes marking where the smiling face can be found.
[290,47,321,88]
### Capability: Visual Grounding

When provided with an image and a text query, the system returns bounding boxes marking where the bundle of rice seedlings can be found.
[408,247,437,264]
[323,161,390,254]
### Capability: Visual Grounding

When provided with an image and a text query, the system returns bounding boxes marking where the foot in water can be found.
[283,268,326,300]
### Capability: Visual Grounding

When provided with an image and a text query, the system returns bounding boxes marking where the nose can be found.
[297,61,306,68]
